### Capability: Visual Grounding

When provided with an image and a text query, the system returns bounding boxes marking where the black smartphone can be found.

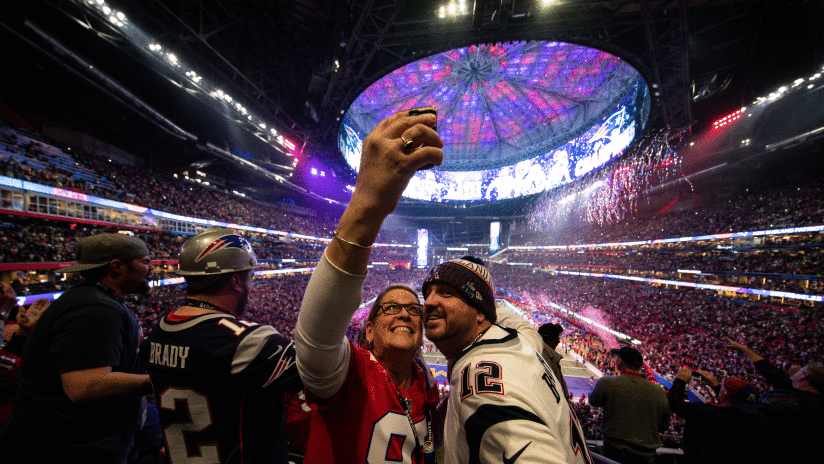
[408,107,438,170]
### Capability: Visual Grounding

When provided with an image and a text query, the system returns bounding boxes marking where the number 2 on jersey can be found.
[159,388,220,464]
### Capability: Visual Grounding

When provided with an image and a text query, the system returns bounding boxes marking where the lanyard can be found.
[95,282,125,304]
[376,356,435,458]
[396,387,434,455]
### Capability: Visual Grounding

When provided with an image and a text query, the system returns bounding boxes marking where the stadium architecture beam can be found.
[639,0,692,132]
[317,0,759,144]
[319,0,408,127]
[133,0,314,141]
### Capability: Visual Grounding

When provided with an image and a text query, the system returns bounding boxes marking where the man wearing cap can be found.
[142,228,302,464]
[422,257,593,464]
[728,338,823,464]
[0,233,155,464]
[667,368,769,464]
[538,322,570,400]
[589,346,670,464]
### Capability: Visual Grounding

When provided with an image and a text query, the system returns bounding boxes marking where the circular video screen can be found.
[339,41,649,202]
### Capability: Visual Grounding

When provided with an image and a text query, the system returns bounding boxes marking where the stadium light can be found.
[712,108,744,130]
[437,1,469,19]
[80,0,302,159]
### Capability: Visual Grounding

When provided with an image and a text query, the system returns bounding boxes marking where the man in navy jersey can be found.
[142,228,302,464]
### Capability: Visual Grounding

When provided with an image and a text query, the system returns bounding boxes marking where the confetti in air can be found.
[528,128,685,230]
[581,306,620,349]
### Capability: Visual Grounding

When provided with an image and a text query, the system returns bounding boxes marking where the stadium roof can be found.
[1,0,822,215]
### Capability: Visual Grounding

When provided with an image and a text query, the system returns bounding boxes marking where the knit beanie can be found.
[422,258,496,323]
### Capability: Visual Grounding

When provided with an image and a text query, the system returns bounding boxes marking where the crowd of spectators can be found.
[3,115,823,456]
[506,239,824,277]
[1,125,416,247]
[500,266,822,394]
[513,179,824,246]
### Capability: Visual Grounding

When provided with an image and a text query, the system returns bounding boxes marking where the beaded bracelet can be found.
[332,231,372,249]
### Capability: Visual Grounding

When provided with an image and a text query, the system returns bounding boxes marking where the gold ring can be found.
[400,136,415,153]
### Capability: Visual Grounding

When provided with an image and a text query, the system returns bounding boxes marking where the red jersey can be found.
[304,343,439,464]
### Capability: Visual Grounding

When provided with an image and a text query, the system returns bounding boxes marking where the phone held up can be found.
[408,107,438,171]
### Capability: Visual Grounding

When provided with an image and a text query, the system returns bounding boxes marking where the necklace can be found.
[184,298,234,315]
[469,327,488,346]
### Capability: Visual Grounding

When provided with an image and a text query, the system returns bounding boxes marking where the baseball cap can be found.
[57,234,150,273]
[538,323,563,339]
[610,346,644,369]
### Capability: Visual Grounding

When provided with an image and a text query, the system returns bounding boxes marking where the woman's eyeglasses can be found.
[379,303,423,316]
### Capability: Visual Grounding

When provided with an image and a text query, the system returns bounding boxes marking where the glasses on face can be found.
[379,302,423,316]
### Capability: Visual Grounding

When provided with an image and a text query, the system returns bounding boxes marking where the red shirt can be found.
[304,344,439,464]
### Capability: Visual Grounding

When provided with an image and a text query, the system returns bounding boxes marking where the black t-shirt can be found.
[0,283,143,464]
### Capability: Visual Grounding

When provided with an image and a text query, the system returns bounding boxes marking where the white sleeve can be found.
[495,309,543,352]
[294,250,367,399]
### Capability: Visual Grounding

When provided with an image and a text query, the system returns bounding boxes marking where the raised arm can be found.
[496,309,543,352]
[295,109,443,399]
[727,337,765,363]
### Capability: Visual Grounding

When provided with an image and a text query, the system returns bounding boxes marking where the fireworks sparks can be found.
[528,128,685,231]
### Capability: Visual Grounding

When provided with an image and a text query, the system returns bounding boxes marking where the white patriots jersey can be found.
[443,325,592,464]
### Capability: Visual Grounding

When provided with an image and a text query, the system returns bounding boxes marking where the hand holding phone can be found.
[407,107,438,170]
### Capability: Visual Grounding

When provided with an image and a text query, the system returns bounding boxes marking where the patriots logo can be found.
[195,234,252,262]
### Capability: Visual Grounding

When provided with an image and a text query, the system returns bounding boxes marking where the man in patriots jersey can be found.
[142,228,302,464]
[422,257,594,464]
[295,107,445,464]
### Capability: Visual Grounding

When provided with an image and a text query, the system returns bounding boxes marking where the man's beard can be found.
[235,285,250,316]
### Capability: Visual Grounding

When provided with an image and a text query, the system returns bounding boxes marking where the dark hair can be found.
[805,362,824,393]
[185,271,244,295]
[356,323,369,349]
[78,263,111,284]
[460,255,485,266]
[366,284,420,323]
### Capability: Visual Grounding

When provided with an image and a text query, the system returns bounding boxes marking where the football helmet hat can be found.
[177,228,259,276]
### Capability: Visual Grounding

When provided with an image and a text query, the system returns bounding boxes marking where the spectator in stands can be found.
[422,255,592,463]
[295,110,444,464]
[728,338,823,464]
[2,297,50,356]
[142,228,302,464]
[589,346,670,464]
[297,284,441,464]
[0,234,154,464]
[538,322,570,399]
[667,367,768,463]
[0,284,15,343]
